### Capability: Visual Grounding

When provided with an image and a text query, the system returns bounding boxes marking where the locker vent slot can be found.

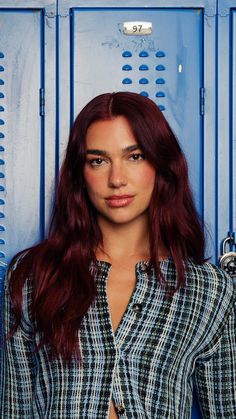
[121,49,166,111]
[0,51,6,275]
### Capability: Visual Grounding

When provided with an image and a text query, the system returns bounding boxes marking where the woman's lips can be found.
[105,195,134,208]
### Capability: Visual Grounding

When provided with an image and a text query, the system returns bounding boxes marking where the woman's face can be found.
[83,116,156,226]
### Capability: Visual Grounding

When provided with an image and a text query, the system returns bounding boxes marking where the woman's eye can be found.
[129,153,145,161]
[87,158,105,167]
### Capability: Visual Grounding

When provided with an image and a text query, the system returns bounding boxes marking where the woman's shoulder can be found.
[185,258,235,306]
[5,249,34,299]
[9,249,31,270]
[182,259,236,357]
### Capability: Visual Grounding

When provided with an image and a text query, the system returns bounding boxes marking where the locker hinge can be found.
[44,4,57,18]
[39,88,45,116]
[200,87,205,116]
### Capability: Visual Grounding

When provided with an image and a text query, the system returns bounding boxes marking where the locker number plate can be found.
[123,22,152,36]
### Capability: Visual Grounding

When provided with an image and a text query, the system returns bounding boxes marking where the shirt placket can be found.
[96,261,149,418]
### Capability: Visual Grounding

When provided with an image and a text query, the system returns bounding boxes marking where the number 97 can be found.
[133,25,142,33]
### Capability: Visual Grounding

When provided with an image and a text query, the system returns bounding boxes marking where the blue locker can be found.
[0,0,57,338]
[70,7,203,218]
[57,5,215,416]
[218,0,236,253]
[58,1,221,264]
[0,8,43,322]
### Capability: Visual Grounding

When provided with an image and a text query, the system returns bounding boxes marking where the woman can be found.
[1,92,235,418]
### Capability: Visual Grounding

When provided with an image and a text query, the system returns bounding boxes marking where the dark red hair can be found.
[8,92,205,361]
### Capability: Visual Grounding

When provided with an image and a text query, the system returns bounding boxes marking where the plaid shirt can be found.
[1,258,236,418]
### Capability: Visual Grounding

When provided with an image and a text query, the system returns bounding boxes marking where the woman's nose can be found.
[108,162,127,188]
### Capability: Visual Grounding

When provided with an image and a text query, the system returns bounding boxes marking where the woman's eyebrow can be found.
[86,145,140,157]
[86,149,108,156]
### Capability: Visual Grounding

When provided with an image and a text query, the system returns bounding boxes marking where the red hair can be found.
[8,92,205,361]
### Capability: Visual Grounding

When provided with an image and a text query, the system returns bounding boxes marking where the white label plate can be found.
[123,21,152,36]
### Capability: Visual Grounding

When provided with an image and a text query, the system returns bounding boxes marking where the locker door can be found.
[58,5,216,417]
[58,1,217,261]
[72,8,203,214]
[0,2,56,337]
[218,0,236,257]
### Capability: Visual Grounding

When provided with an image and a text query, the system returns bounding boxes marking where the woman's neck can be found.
[97,215,150,263]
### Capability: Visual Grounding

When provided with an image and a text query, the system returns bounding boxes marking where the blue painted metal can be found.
[70,7,203,227]
[61,5,217,418]
[0,2,55,360]
[0,6,52,351]
[217,0,236,258]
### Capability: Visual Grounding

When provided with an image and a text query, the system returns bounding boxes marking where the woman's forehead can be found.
[85,116,139,151]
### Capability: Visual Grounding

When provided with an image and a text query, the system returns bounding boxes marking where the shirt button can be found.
[115,404,125,415]
[139,264,147,273]
[133,303,142,312]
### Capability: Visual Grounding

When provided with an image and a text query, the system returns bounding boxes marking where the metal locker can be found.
[0,0,57,340]
[57,4,217,417]
[218,0,236,269]
[70,7,203,215]
[58,0,218,261]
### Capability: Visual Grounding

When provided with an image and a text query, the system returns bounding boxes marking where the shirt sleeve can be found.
[193,291,236,418]
[0,269,36,418]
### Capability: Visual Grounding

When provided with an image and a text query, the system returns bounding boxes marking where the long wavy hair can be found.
[8,92,205,361]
